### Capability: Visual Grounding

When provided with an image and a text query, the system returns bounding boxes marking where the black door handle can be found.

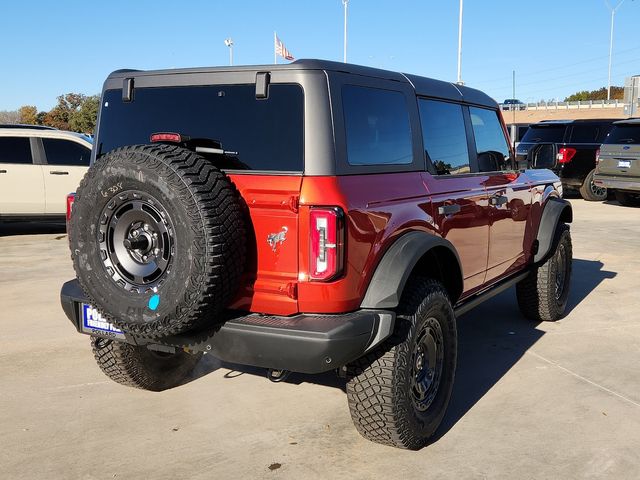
[490,195,508,206]
[50,171,69,175]
[0,169,7,174]
[438,204,461,215]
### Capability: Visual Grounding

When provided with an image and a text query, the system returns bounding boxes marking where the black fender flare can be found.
[360,231,463,309]
[534,197,573,263]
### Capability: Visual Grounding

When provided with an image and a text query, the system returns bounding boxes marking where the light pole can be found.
[606,0,626,101]
[224,38,234,66]
[342,0,349,63]
[456,0,463,85]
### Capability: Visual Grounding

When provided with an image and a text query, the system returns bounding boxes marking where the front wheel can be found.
[516,223,572,321]
[91,337,203,391]
[346,278,457,450]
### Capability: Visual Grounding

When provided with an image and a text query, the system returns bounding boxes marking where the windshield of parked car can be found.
[604,125,640,145]
[520,125,565,143]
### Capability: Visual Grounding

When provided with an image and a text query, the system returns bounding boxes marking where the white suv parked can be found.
[0,125,92,220]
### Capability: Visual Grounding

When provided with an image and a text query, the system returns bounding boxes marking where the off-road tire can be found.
[69,144,246,339]
[516,223,572,321]
[91,337,203,391]
[346,278,457,450]
[615,191,640,207]
[579,169,607,201]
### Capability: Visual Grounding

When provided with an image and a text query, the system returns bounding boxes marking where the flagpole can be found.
[274,31,277,65]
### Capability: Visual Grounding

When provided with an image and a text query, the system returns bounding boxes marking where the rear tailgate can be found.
[227,175,302,315]
[598,144,640,179]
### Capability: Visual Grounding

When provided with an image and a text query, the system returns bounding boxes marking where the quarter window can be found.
[42,138,91,166]
[0,137,32,164]
[469,107,512,172]
[419,99,470,175]
[342,85,413,166]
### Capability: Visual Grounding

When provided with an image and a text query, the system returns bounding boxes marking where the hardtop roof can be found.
[105,58,497,108]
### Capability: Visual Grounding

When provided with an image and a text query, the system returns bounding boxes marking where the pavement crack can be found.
[527,350,640,409]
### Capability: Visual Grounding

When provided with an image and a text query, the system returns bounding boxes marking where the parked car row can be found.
[508,118,639,206]
[0,125,92,221]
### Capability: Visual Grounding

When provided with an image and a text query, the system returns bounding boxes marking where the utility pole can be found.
[224,38,234,66]
[456,0,464,84]
[342,0,349,63]
[606,0,627,101]
[512,70,516,124]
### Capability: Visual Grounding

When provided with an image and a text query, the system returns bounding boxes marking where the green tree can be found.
[565,86,624,102]
[18,105,38,125]
[69,95,100,134]
[44,93,86,130]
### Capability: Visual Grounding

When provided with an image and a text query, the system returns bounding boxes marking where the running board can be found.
[454,271,529,317]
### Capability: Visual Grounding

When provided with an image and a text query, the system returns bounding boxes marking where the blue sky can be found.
[1,0,639,110]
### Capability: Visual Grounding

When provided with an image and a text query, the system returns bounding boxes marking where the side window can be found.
[419,99,470,175]
[0,137,33,164]
[42,138,91,166]
[469,107,512,172]
[570,125,599,143]
[342,85,413,166]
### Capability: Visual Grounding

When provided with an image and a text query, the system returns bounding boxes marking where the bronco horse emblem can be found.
[267,226,288,251]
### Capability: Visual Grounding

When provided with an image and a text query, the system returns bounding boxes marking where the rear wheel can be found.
[615,191,640,207]
[516,224,572,321]
[91,337,203,391]
[346,278,457,450]
[579,169,607,201]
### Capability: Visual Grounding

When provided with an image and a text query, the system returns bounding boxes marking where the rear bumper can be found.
[60,279,395,374]
[593,174,640,192]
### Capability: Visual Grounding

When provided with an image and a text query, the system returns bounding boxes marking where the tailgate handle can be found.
[438,204,461,215]
[50,171,69,175]
[0,169,6,174]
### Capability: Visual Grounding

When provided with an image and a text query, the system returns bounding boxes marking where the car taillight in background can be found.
[556,147,577,164]
[309,207,344,281]
[66,193,75,224]
[595,148,601,164]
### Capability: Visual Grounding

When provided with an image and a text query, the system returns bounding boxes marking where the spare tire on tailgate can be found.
[69,144,246,338]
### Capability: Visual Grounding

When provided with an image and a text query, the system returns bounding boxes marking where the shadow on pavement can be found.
[187,258,613,440]
[566,258,616,313]
[0,221,66,237]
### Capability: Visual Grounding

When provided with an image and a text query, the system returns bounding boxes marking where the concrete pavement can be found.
[1,198,639,479]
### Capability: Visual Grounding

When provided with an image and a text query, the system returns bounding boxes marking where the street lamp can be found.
[456,0,463,85]
[224,37,234,66]
[605,0,626,101]
[342,0,349,63]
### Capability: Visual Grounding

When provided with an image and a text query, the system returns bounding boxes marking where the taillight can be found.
[309,207,344,281]
[595,148,601,164]
[557,147,577,164]
[66,193,75,223]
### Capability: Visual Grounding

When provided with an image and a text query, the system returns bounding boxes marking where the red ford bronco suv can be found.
[61,60,573,450]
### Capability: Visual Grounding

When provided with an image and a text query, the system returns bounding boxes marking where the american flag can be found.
[274,34,294,61]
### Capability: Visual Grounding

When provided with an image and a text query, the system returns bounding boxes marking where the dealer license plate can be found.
[81,304,125,339]
[618,160,632,168]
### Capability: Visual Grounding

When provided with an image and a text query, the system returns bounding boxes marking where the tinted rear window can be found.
[569,125,600,143]
[604,125,640,145]
[521,125,566,143]
[97,84,304,172]
[0,137,32,164]
[42,138,91,166]
[342,85,413,166]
